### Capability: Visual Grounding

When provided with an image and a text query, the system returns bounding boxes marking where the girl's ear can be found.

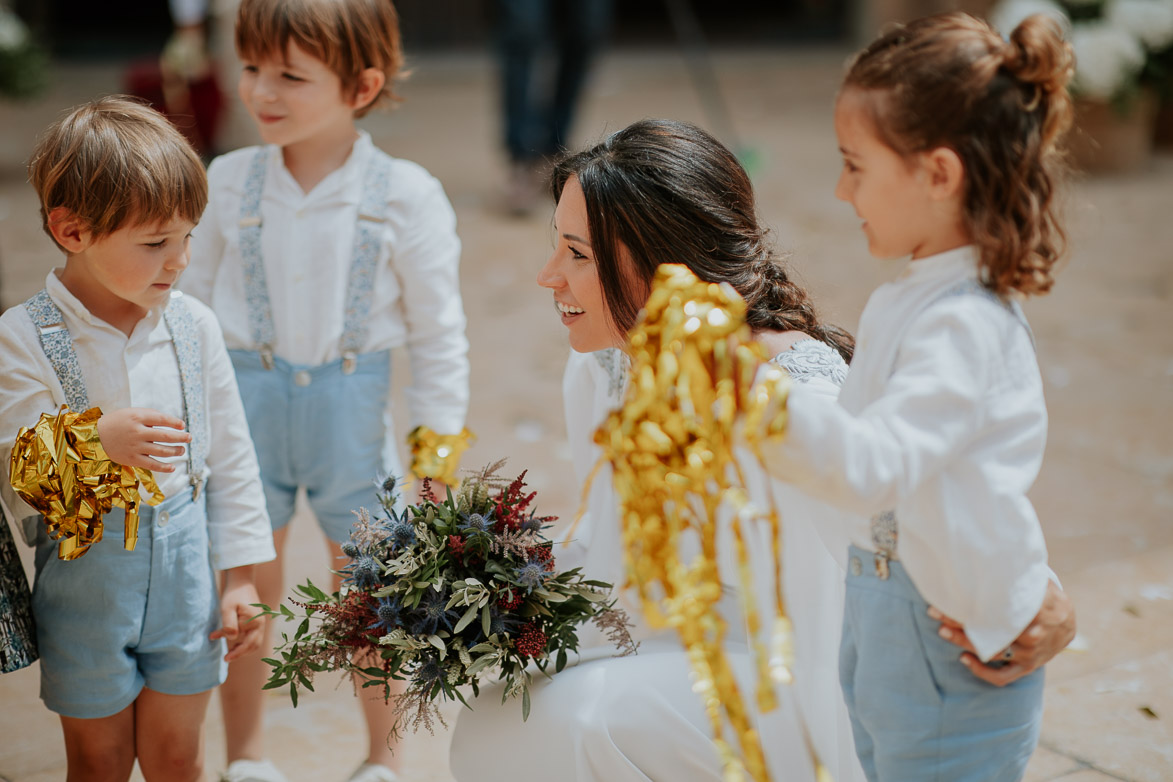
[351,67,386,112]
[47,208,92,253]
[923,146,965,202]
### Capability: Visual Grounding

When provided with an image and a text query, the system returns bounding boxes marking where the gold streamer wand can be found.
[590,264,820,782]
[9,406,164,560]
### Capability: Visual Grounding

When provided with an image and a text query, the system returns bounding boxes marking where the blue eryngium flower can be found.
[369,596,405,634]
[514,558,550,591]
[350,554,381,588]
[385,510,417,552]
[520,512,545,534]
[457,512,493,535]
[408,588,459,636]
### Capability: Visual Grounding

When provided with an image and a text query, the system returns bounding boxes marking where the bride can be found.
[449,119,1073,782]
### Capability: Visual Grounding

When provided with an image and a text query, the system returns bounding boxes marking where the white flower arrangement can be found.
[991,0,1173,103]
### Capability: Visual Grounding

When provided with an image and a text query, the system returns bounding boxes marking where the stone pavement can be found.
[0,47,1170,782]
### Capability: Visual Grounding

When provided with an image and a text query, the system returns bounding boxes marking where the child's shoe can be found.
[221,758,290,782]
[345,761,399,782]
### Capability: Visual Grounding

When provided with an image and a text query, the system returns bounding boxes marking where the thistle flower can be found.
[350,554,381,588]
[370,596,406,634]
[520,512,545,534]
[408,588,459,636]
[341,541,360,559]
[458,512,493,535]
[514,558,550,591]
[386,510,418,552]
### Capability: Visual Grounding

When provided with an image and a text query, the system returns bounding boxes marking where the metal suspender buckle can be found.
[341,351,357,375]
[260,345,275,371]
[191,474,204,501]
[874,551,891,580]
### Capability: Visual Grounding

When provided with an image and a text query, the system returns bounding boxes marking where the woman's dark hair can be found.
[550,119,853,362]
[844,12,1074,296]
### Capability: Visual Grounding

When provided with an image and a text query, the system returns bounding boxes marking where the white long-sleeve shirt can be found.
[0,271,276,572]
[184,131,470,435]
[762,246,1051,661]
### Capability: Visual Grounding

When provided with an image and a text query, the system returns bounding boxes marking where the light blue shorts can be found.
[32,492,225,719]
[839,545,1045,782]
[230,349,400,543]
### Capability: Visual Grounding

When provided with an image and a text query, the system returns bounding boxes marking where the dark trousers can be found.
[499,0,613,162]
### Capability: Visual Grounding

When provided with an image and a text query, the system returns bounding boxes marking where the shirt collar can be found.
[269,130,373,200]
[45,269,167,339]
[897,245,980,286]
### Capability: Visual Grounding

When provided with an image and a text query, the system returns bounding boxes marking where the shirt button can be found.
[294,370,312,387]
[850,556,862,577]
[158,510,170,527]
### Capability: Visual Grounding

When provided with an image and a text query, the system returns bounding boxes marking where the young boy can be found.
[0,96,275,781]
[183,1,472,780]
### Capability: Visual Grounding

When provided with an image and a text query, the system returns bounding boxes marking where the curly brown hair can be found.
[844,12,1074,297]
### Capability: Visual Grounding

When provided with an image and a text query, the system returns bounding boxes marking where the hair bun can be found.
[1004,14,1075,96]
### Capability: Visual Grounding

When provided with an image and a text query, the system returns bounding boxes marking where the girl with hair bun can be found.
[759,11,1076,781]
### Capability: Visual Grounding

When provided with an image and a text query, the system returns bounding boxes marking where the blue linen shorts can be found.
[230,349,399,543]
[32,492,225,719]
[839,545,1045,782]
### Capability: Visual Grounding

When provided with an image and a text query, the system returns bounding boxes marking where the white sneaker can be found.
[220,758,290,782]
[345,762,399,782]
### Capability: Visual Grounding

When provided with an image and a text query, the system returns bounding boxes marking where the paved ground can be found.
[0,46,1171,782]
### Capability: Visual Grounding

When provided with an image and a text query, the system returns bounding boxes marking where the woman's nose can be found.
[536,254,563,289]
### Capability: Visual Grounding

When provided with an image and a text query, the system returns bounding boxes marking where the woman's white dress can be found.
[449,342,866,782]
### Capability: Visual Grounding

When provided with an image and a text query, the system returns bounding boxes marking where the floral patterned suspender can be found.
[238,147,392,373]
[24,290,208,499]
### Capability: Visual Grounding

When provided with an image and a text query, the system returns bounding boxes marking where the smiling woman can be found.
[536,176,622,353]
[451,119,864,782]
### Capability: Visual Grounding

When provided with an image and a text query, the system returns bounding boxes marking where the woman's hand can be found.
[929,579,1075,686]
[96,408,190,472]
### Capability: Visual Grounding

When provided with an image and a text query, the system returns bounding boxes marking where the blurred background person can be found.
[496,0,613,215]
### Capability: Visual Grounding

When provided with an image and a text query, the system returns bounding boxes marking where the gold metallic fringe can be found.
[9,406,164,561]
[407,426,475,486]
[591,264,827,782]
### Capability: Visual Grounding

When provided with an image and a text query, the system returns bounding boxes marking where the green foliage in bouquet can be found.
[260,461,636,735]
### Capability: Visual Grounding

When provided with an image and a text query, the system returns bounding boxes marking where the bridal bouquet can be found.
[260,462,635,735]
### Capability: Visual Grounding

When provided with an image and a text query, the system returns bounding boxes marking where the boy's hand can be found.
[211,566,266,661]
[96,408,190,472]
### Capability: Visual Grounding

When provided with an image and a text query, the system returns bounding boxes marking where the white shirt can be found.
[762,246,1051,661]
[184,131,470,435]
[0,271,276,572]
[561,345,866,782]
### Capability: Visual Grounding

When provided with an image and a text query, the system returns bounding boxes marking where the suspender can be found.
[868,279,1035,578]
[237,146,393,374]
[24,290,208,499]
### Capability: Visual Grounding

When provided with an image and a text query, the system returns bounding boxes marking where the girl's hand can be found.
[928,579,1076,687]
[96,408,190,472]
[211,566,266,662]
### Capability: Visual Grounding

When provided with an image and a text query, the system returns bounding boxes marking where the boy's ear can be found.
[923,147,965,202]
[351,67,386,111]
[46,208,92,253]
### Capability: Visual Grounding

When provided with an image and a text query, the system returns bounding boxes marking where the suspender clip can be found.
[874,551,891,580]
[260,345,275,371]
[190,474,204,501]
[341,351,357,375]
[239,216,262,228]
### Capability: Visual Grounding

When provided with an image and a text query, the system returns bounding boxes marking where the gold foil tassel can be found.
[9,406,164,561]
[592,264,828,782]
[407,426,475,486]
